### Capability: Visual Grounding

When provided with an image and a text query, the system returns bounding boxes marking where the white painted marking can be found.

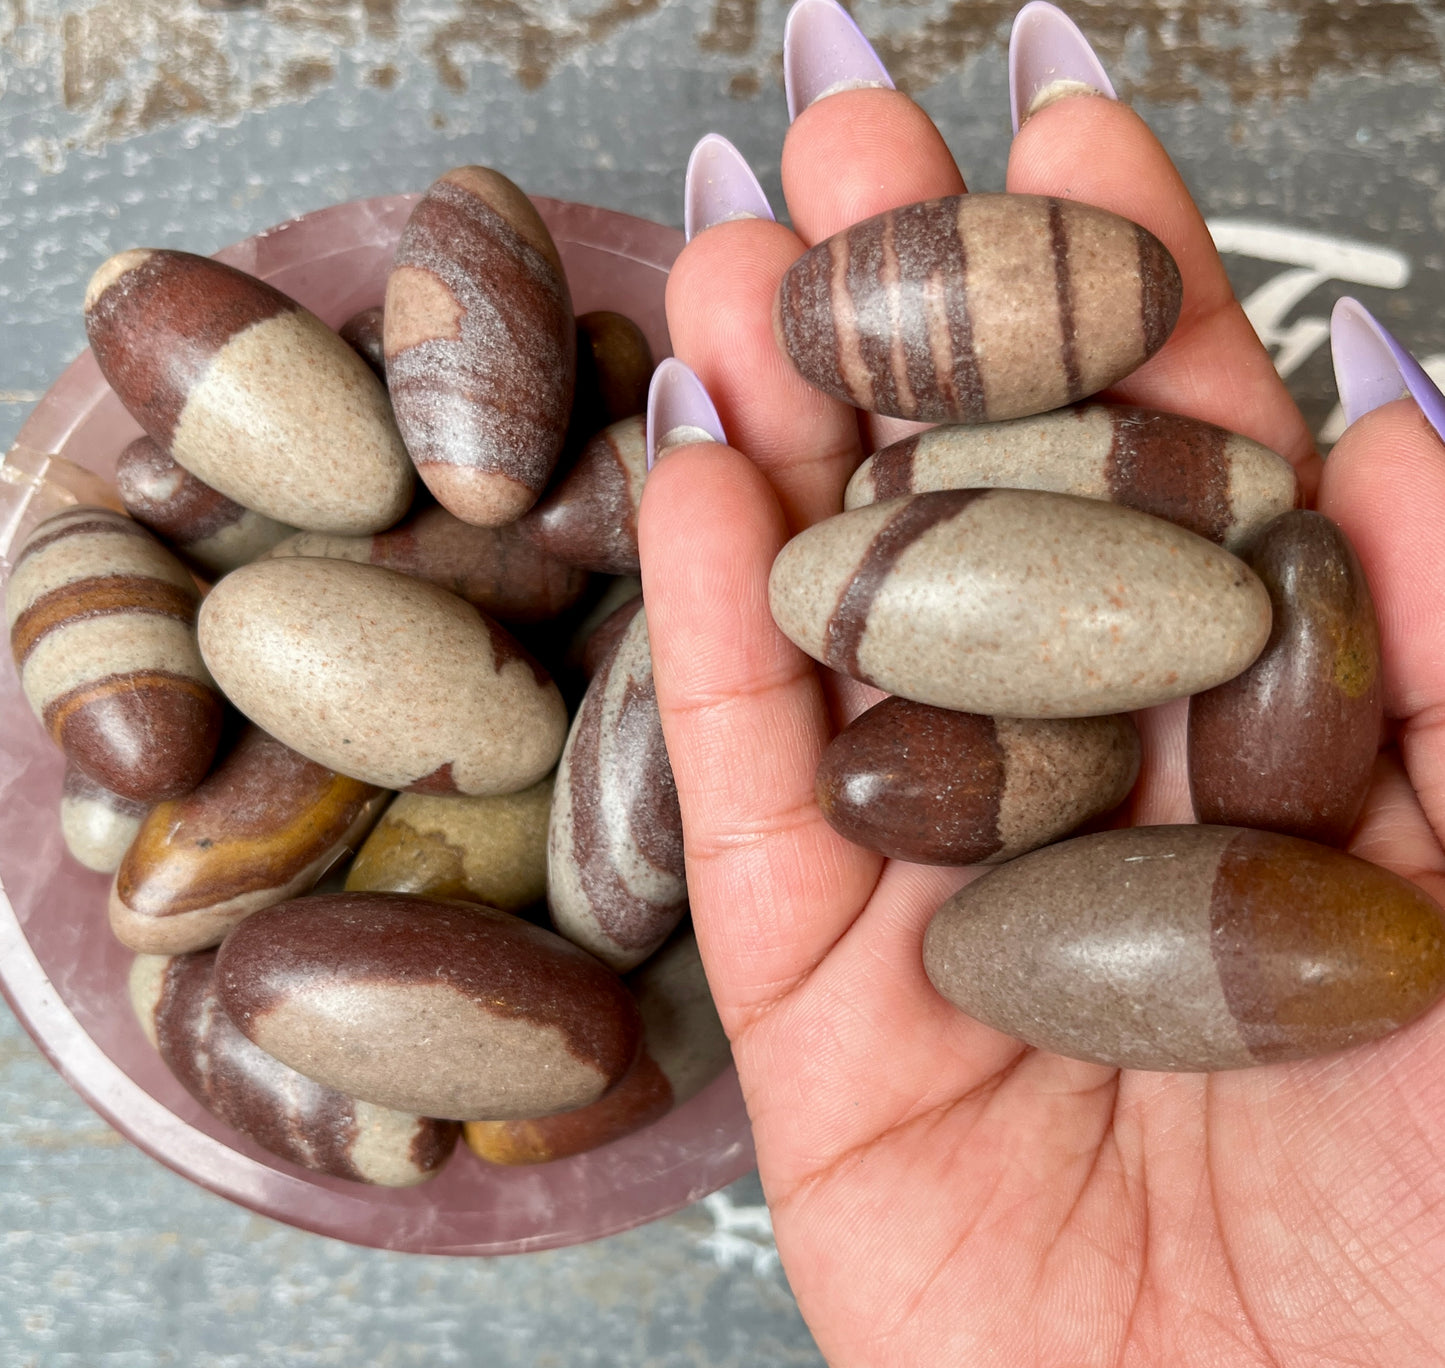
[699,1191,779,1278]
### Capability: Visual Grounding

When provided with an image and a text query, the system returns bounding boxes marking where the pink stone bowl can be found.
[0,195,754,1254]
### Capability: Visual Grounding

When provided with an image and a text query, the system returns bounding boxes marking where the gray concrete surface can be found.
[1,1,1443,1363]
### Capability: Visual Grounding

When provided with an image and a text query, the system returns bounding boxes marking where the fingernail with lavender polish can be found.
[685,135,775,243]
[647,359,727,470]
[783,0,894,123]
[1331,297,1445,442]
[1008,2,1116,135]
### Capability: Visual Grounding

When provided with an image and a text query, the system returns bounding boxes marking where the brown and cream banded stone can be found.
[339,305,386,378]
[6,507,223,801]
[197,557,568,795]
[518,414,648,574]
[1189,511,1383,846]
[571,310,654,433]
[262,503,589,625]
[385,167,576,526]
[816,699,1140,865]
[130,951,458,1185]
[549,607,686,972]
[769,489,1271,719]
[775,194,1181,424]
[465,929,730,1165]
[576,587,644,680]
[214,892,643,1120]
[923,825,1445,1071]
[84,250,413,534]
[844,405,1299,551]
[116,436,297,578]
[60,765,148,874]
[345,780,551,913]
[110,726,386,955]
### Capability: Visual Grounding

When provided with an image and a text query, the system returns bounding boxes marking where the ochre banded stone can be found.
[923,825,1445,1071]
[130,951,458,1185]
[60,764,148,874]
[775,194,1181,424]
[385,167,575,526]
[84,250,413,535]
[215,892,643,1120]
[769,489,1271,718]
[111,726,386,954]
[817,699,1139,865]
[845,405,1299,551]
[6,507,223,801]
[1189,511,1383,846]
[339,305,386,378]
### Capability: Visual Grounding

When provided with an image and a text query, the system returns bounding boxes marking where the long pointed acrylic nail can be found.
[647,359,727,469]
[1332,297,1445,441]
[685,135,775,243]
[1009,2,1116,135]
[783,0,894,123]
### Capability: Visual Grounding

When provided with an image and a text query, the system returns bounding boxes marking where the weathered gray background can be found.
[1,1,1442,1363]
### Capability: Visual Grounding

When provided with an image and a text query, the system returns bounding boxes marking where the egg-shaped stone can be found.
[1189,511,1383,845]
[214,893,643,1119]
[198,557,568,795]
[130,951,458,1185]
[924,825,1445,1071]
[776,194,1181,424]
[385,166,575,526]
[84,250,413,534]
[7,507,224,801]
[339,305,386,378]
[111,726,386,954]
[60,765,148,874]
[572,309,654,430]
[817,699,1139,865]
[769,489,1271,718]
[845,405,1299,551]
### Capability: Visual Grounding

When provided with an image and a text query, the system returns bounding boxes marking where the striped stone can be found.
[130,951,458,1185]
[6,507,223,801]
[84,249,413,535]
[518,414,648,574]
[60,764,148,874]
[845,405,1299,551]
[776,194,1181,423]
[548,607,686,972]
[116,435,296,578]
[923,826,1445,1071]
[769,489,1271,718]
[464,930,730,1165]
[111,726,387,955]
[385,167,575,526]
[816,699,1140,865]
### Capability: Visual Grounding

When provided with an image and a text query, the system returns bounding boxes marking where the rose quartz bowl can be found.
[0,195,754,1255]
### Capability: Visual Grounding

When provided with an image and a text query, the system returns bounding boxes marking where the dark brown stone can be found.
[339,305,386,378]
[575,310,653,426]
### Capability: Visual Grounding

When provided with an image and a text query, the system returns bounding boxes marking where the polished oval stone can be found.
[345,780,551,912]
[214,892,643,1119]
[518,415,647,574]
[263,503,589,625]
[769,489,1271,718]
[549,607,686,971]
[116,435,297,578]
[573,309,654,429]
[845,405,1299,551]
[385,167,575,526]
[6,507,224,801]
[84,250,413,534]
[464,929,730,1164]
[60,765,148,874]
[1189,511,1383,845]
[130,951,458,1185]
[198,557,568,795]
[776,194,1181,424]
[924,825,1445,1071]
[339,305,386,378]
[111,726,386,954]
[817,699,1139,865]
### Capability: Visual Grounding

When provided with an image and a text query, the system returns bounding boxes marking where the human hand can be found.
[637,3,1445,1362]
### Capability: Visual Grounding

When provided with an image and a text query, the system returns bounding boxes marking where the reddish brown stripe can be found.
[481,612,552,688]
[846,214,900,416]
[14,514,149,571]
[12,575,198,664]
[867,436,920,502]
[408,761,460,795]
[1048,199,1084,403]
[824,489,985,681]
[1103,408,1232,543]
[777,240,849,403]
[1135,224,1181,358]
[581,595,644,679]
[116,436,247,545]
[85,251,296,447]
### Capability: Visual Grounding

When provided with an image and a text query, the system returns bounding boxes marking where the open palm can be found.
[638,59,1445,1368]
